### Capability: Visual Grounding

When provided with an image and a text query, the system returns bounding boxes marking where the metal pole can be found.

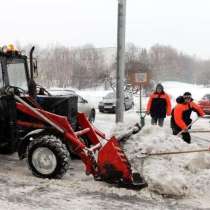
[116,0,126,123]
[140,83,142,115]
[139,83,145,127]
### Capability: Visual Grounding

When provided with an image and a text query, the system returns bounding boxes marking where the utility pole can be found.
[116,0,126,123]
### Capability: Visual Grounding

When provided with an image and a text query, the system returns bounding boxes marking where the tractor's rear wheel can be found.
[27,135,70,179]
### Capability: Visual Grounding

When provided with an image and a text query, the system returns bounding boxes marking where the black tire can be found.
[27,135,70,179]
[89,109,95,123]
[0,143,14,154]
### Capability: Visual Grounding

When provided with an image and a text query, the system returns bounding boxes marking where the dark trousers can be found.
[181,132,191,144]
[151,117,164,127]
[172,129,191,144]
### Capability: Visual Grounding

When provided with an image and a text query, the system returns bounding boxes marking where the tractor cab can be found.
[0,45,30,94]
[0,45,77,152]
[0,45,78,126]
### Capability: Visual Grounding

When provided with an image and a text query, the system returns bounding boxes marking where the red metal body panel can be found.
[77,113,101,145]
[16,120,46,129]
[16,101,139,188]
[97,137,132,183]
[16,102,85,150]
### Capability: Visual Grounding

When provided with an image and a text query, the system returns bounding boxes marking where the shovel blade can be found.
[118,172,148,190]
[97,137,147,190]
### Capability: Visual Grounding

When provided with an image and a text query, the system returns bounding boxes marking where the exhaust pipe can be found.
[29,46,35,79]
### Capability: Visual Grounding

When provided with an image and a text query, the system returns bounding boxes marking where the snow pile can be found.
[114,125,210,200]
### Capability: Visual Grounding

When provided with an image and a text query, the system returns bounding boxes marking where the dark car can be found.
[198,94,210,115]
[98,91,134,113]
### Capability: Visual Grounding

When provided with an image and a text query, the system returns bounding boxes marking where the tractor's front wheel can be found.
[27,135,70,179]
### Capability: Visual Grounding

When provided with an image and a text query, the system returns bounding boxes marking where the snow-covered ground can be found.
[2,81,210,210]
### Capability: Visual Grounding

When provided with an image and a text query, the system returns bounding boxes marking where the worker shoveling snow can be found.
[113,124,210,206]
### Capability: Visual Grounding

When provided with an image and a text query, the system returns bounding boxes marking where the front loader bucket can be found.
[97,137,147,190]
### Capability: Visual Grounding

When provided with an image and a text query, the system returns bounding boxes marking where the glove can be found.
[182,128,188,133]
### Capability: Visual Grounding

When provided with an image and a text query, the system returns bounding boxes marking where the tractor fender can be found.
[18,129,46,159]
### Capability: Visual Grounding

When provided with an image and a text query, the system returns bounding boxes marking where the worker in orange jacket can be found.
[171,92,205,143]
[146,83,171,127]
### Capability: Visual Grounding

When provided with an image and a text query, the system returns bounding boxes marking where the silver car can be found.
[49,89,96,122]
[98,91,134,113]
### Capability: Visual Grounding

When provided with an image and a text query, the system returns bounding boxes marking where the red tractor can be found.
[0,45,147,189]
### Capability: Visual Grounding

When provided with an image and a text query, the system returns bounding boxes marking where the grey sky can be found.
[1,0,210,59]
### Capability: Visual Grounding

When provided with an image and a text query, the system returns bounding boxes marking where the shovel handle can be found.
[143,148,210,156]
[189,130,210,133]
[177,117,200,136]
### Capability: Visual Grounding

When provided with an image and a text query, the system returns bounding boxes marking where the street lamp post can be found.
[116,0,126,123]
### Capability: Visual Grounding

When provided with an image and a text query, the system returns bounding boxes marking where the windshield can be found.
[104,92,116,99]
[7,60,28,91]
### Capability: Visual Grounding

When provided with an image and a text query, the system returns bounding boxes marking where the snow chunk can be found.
[185,153,210,173]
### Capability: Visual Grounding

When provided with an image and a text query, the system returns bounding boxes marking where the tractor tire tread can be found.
[28,135,70,179]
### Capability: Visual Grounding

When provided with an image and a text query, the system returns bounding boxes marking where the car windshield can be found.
[104,92,115,99]
[7,59,28,91]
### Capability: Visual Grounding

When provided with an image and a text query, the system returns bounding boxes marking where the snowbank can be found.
[114,124,210,201]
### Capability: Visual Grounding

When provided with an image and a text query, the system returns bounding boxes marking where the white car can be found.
[49,89,96,123]
[98,91,134,113]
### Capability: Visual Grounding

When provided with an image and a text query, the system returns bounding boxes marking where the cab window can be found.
[7,60,28,91]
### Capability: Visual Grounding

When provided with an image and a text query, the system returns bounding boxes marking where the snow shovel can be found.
[136,111,147,128]
[141,148,210,157]
[140,113,147,128]
[177,117,200,136]
[190,129,210,133]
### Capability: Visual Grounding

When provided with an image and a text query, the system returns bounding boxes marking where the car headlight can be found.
[99,101,104,105]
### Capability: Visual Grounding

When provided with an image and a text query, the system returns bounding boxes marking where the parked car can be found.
[48,89,96,122]
[198,94,210,115]
[98,91,134,113]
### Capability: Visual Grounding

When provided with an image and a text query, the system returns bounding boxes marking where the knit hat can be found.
[183,92,192,96]
[176,96,185,104]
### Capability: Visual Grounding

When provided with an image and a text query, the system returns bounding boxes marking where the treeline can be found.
[125,43,210,85]
[22,43,210,89]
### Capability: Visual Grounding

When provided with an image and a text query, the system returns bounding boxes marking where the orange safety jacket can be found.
[146,91,171,118]
[173,101,205,130]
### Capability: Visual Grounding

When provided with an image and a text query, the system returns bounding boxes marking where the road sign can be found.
[134,72,147,84]
[134,72,147,127]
